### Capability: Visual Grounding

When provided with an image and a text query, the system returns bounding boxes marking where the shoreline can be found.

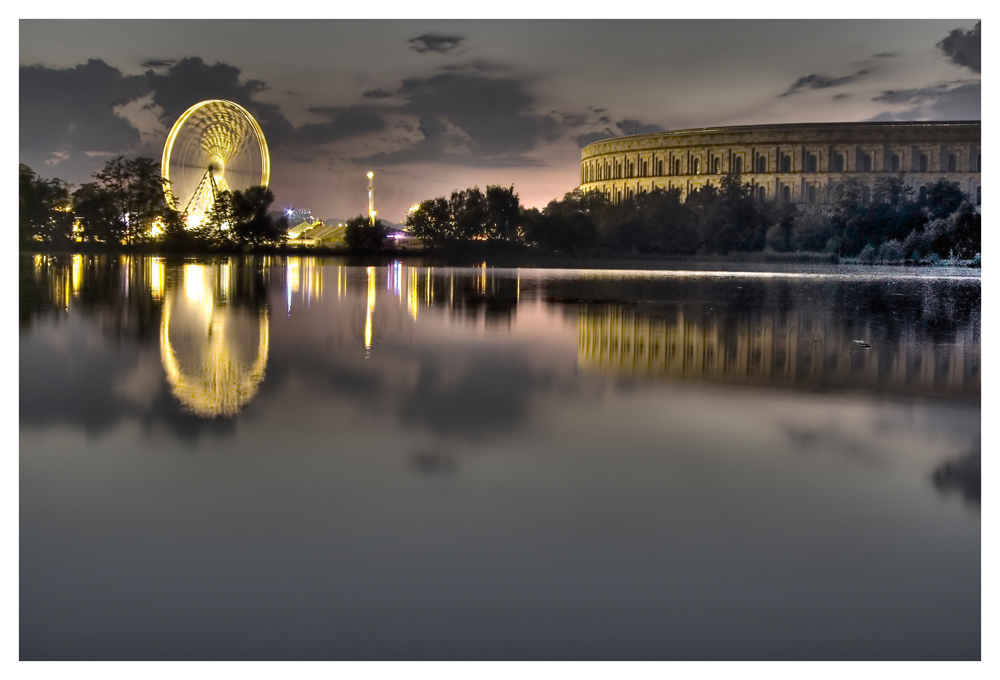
[21,244,981,271]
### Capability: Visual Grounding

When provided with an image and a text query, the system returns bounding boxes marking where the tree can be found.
[450,187,488,240]
[231,186,285,246]
[345,215,387,251]
[72,182,123,243]
[91,156,171,245]
[921,178,965,220]
[20,164,74,244]
[406,197,452,243]
[484,185,521,241]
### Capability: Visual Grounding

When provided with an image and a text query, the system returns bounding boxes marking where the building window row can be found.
[583,147,980,183]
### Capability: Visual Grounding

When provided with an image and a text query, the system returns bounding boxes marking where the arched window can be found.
[948,154,957,172]
[806,154,818,173]
[712,158,721,174]
[782,185,791,202]
[642,160,648,177]
[977,155,981,172]
[977,186,981,204]
[673,159,681,175]
[692,158,700,174]
[891,154,900,172]
[862,186,871,204]
[807,185,817,203]
[616,190,622,204]
[833,154,844,173]
[657,160,663,176]
[757,186,767,202]
[733,156,743,174]
[919,154,928,173]
[628,161,634,178]
[780,155,791,173]
[862,154,872,173]
[757,156,767,173]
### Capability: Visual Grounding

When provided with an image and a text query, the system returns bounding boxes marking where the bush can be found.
[876,239,904,263]
[858,243,877,264]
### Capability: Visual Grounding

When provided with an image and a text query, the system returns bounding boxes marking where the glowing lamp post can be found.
[367,171,376,226]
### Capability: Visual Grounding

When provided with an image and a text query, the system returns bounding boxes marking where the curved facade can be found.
[580,121,981,205]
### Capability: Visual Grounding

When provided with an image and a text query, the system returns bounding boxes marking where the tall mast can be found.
[367,171,376,226]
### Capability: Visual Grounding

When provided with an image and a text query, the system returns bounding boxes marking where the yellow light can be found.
[367,171,374,179]
[365,266,376,353]
[408,204,420,213]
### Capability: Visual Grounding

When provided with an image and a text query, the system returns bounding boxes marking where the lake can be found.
[19,253,980,660]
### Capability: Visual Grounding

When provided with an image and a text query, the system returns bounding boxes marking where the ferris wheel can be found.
[161,99,270,228]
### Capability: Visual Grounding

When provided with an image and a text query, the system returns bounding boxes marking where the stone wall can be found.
[579,122,981,205]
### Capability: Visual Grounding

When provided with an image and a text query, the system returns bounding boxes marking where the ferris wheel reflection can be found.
[160,261,269,417]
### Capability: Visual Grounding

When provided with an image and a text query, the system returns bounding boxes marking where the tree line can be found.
[22,160,979,262]
[20,158,287,250]
[403,174,979,262]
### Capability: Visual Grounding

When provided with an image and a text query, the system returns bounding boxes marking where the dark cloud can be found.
[781,69,870,96]
[144,57,294,145]
[19,59,147,155]
[937,21,980,73]
[140,58,175,69]
[873,52,898,58]
[362,88,393,99]
[615,119,663,135]
[408,33,463,53]
[570,118,662,148]
[572,130,614,148]
[868,81,980,121]
[354,73,557,167]
[295,106,387,145]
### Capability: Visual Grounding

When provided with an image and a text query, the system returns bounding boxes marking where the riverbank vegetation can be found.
[21,159,979,265]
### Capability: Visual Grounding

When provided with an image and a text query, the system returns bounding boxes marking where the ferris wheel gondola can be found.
[161,99,270,228]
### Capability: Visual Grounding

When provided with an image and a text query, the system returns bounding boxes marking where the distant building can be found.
[289,221,347,247]
[580,121,981,205]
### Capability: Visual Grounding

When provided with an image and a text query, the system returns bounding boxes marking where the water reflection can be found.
[19,255,981,660]
[577,302,978,397]
[160,263,269,417]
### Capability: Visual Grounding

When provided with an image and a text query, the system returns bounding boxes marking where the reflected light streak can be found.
[71,254,83,297]
[150,258,165,301]
[408,267,419,321]
[365,266,376,356]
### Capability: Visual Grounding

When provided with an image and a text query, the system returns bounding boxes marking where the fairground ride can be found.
[162,99,270,229]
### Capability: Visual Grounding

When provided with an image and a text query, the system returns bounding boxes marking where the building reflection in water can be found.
[160,261,269,417]
[577,302,979,398]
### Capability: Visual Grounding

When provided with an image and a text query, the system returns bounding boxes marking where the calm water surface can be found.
[20,254,980,660]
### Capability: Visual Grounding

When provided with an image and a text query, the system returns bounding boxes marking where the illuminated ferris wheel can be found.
[161,99,270,228]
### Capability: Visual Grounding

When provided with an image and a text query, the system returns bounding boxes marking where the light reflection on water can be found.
[19,254,980,660]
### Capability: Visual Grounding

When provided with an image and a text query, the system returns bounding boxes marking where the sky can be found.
[18,16,981,223]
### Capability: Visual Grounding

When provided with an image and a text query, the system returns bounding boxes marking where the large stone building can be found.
[579,121,981,206]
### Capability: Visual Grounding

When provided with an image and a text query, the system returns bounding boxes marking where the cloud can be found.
[295,106,387,145]
[144,57,295,146]
[615,119,663,135]
[868,81,980,121]
[140,58,176,69]
[353,72,557,167]
[362,88,393,99]
[19,59,147,156]
[572,130,615,148]
[873,52,898,58]
[408,33,463,53]
[781,69,870,96]
[937,21,980,73]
